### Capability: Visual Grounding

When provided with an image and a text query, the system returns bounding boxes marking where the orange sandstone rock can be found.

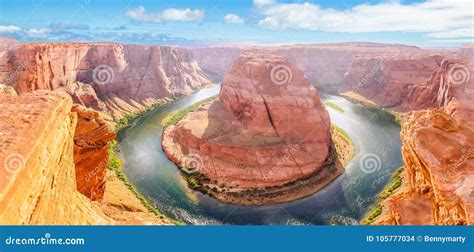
[374,59,474,225]
[0,90,172,224]
[72,105,116,201]
[0,91,109,224]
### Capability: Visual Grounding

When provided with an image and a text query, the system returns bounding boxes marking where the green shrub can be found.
[325,101,345,113]
[360,166,404,225]
[162,96,217,128]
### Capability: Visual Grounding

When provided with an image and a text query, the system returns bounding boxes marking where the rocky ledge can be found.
[0,90,172,224]
[162,53,342,205]
[368,58,474,225]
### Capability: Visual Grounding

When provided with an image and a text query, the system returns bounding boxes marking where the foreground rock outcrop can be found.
[0,91,107,224]
[163,53,340,205]
[371,59,474,225]
[0,90,171,224]
[0,40,211,120]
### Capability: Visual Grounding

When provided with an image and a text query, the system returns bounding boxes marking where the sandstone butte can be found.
[0,39,214,224]
[162,53,342,205]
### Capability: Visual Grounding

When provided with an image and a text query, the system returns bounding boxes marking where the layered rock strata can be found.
[0,91,108,224]
[163,54,340,205]
[0,40,211,120]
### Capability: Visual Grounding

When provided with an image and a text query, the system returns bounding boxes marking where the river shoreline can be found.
[340,91,403,124]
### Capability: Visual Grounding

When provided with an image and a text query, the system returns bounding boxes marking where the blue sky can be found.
[0,0,472,47]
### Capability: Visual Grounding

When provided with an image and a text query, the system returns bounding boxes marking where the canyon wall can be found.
[0,40,211,120]
[191,43,429,93]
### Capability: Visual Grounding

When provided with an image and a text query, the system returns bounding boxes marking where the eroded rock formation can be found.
[73,105,116,201]
[373,59,473,225]
[163,53,340,205]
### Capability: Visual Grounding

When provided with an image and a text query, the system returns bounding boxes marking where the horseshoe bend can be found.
[0,39,472,226]
[162,53,344,205]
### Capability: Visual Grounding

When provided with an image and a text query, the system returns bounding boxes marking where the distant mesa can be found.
[162,53,342,205]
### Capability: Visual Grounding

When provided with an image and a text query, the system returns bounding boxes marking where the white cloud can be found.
[224,14,245,24]
[256,0,473,39]
[253,0,275,7]
[0,25,21,32]
[26,28,50,38]
[126,6,204,23]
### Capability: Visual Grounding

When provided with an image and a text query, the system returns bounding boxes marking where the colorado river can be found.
[118,85,403,225]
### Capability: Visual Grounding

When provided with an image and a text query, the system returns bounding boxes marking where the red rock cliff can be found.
[0,41,211,120]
